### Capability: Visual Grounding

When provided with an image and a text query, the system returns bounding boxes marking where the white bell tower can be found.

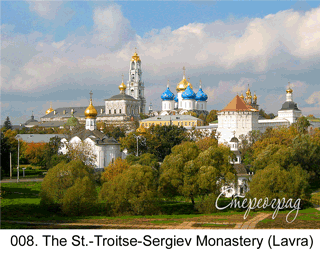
[127,48,146,114]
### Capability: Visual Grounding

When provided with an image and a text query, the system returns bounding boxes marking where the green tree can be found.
[3,116,12,130]
[205,110,218,125]
[120,125,188,161]
[249,163,310,201]
[44,136,68,169]
[292,116,310,134]
[0,132,11,175]
[100,164,159,215]
[62,176,97,216]
[40,160,96,208]
[159,142,235,207]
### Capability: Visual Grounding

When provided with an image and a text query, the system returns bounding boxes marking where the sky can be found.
[2,0,320,125]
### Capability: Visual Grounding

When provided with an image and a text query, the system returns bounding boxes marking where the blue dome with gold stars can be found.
[161,87,175,101]
[195,87,208,101]
[181,84,196,100]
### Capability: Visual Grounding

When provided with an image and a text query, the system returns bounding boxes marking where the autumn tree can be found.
[24,142,47,167]
[100,164,159,215]
[205,110,218,125]
[101,157,130,183]
[40,160,97,215]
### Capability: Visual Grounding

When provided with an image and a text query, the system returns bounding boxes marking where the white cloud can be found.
[92,5,135,48]
[3,4,320,101]
[28,1,63,20]
[306,91,320,105]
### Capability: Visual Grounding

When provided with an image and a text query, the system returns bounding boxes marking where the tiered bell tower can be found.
[126,49,146,114]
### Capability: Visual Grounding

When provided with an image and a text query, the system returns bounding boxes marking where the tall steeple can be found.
[84,90,97,131]
[127,48,146,113]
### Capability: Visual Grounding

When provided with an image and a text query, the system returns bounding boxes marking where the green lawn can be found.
[1,181,256,229]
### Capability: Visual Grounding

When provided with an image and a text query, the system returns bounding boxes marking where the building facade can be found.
[40,51,146,127]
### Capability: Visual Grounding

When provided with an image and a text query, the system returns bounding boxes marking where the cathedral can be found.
[40,51,146,127]
[159,67,208,116]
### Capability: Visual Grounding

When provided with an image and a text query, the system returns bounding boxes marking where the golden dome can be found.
[46,107,54,115]
[46,102,54,115]
[136,125,146,135]
[240,93,244,99]
[119,75,127,93]
[176,67,193,92]
[84,91,97,119]
[286,88,293,94]
[131,52,141,62]
[246,87,251,96]
[253,92,257,101]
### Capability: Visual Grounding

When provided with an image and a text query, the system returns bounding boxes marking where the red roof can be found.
[221,95,257,112]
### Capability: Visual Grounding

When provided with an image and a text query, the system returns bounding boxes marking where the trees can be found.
[159,142,235,207]
[24,142,47,167]
[0,132,11,175]
[40,160,97,215]
[120,125,188,161]
[65,140,97,167]
[3,116,12,130]
[101,157,130,183]
[249,163,310,201]
[100,164,159,215]
[44,136,68,169]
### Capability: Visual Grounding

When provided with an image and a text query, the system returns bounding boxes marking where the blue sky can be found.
[2,1,320,124]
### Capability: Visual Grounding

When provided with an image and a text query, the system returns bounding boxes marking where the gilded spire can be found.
[183,66,186,79]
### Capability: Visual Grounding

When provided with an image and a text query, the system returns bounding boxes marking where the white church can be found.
[59,91,121,170]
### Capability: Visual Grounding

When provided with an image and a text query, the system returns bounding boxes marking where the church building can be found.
[59,91,121,170]
[159,68,208,116]
[40,51,146,128]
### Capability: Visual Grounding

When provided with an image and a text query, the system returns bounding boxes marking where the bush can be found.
[195,194,218,214]
[40,160,97,214]
[62,176,97,216]
[100,164,159,215]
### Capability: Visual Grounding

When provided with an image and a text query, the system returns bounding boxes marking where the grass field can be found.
[1,182,320,229]
[1,165,46,180]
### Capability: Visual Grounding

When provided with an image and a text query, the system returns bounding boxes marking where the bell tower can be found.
[127,48,146,113]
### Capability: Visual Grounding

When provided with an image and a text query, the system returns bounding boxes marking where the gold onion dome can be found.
[119,76,127,92]
[176,67,193,92]
[253,92,257,101]
[85,91,97,119]
[286,88,293,94]
[240,93,244,99]
[46,102,54,115]
[246,87,251,96]
[131,51,141,62]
